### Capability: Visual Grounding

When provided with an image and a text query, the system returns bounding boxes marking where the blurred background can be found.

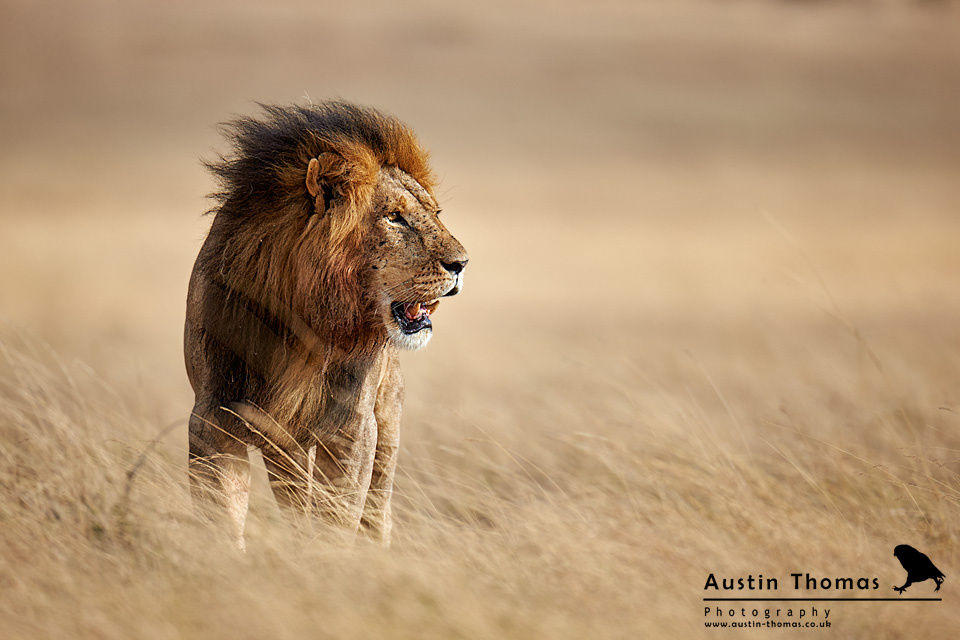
[3,0,958,388]
[1,1,959,637]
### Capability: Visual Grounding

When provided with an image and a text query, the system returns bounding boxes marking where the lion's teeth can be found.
[424,300,440,315]
[407,302,421,319]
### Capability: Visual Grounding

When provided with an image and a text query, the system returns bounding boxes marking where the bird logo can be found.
[892,545,945,595]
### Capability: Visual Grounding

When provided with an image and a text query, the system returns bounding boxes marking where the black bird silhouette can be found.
[892,545,945,594]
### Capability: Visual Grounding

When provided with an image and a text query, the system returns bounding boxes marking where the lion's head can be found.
[357,165,468,350]
[204,101,468,362]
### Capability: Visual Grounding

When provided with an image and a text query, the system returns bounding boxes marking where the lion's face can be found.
[362,166,468,350]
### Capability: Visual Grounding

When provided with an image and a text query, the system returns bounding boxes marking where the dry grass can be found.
[1,1,960,637]
[1,287,958,638]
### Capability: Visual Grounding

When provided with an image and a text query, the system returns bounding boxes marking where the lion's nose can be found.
[441,258,468,275]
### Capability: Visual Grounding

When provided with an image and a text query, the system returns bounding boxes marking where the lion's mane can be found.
[192,101,434,439]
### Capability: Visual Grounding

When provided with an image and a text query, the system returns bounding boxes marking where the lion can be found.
[184,101,468,548]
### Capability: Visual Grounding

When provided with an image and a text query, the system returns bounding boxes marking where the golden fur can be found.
[185,101,467,546]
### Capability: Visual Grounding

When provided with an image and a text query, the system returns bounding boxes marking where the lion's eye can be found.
[386,211,411,228]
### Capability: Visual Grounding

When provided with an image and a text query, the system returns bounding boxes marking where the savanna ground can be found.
[1,1,959,637]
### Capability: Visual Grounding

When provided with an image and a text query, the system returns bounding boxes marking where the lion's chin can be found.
[386,325,433,351]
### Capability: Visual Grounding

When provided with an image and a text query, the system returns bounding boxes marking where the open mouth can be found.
[390,300,440,334]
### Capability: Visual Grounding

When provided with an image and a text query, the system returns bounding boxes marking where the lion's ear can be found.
[305,152,346,215]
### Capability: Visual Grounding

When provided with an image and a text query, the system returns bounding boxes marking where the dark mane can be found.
[205,101,434,219]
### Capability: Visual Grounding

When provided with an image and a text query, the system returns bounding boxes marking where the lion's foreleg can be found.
[361,356,402,544]
[360,440,398,544]
[188,407,251,550]
[262,445,316,527]
[309,420,378,536]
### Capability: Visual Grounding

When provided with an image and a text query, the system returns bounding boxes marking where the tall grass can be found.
[0,323,957,638]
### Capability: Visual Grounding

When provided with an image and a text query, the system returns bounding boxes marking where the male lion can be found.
[184,101,468,548]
